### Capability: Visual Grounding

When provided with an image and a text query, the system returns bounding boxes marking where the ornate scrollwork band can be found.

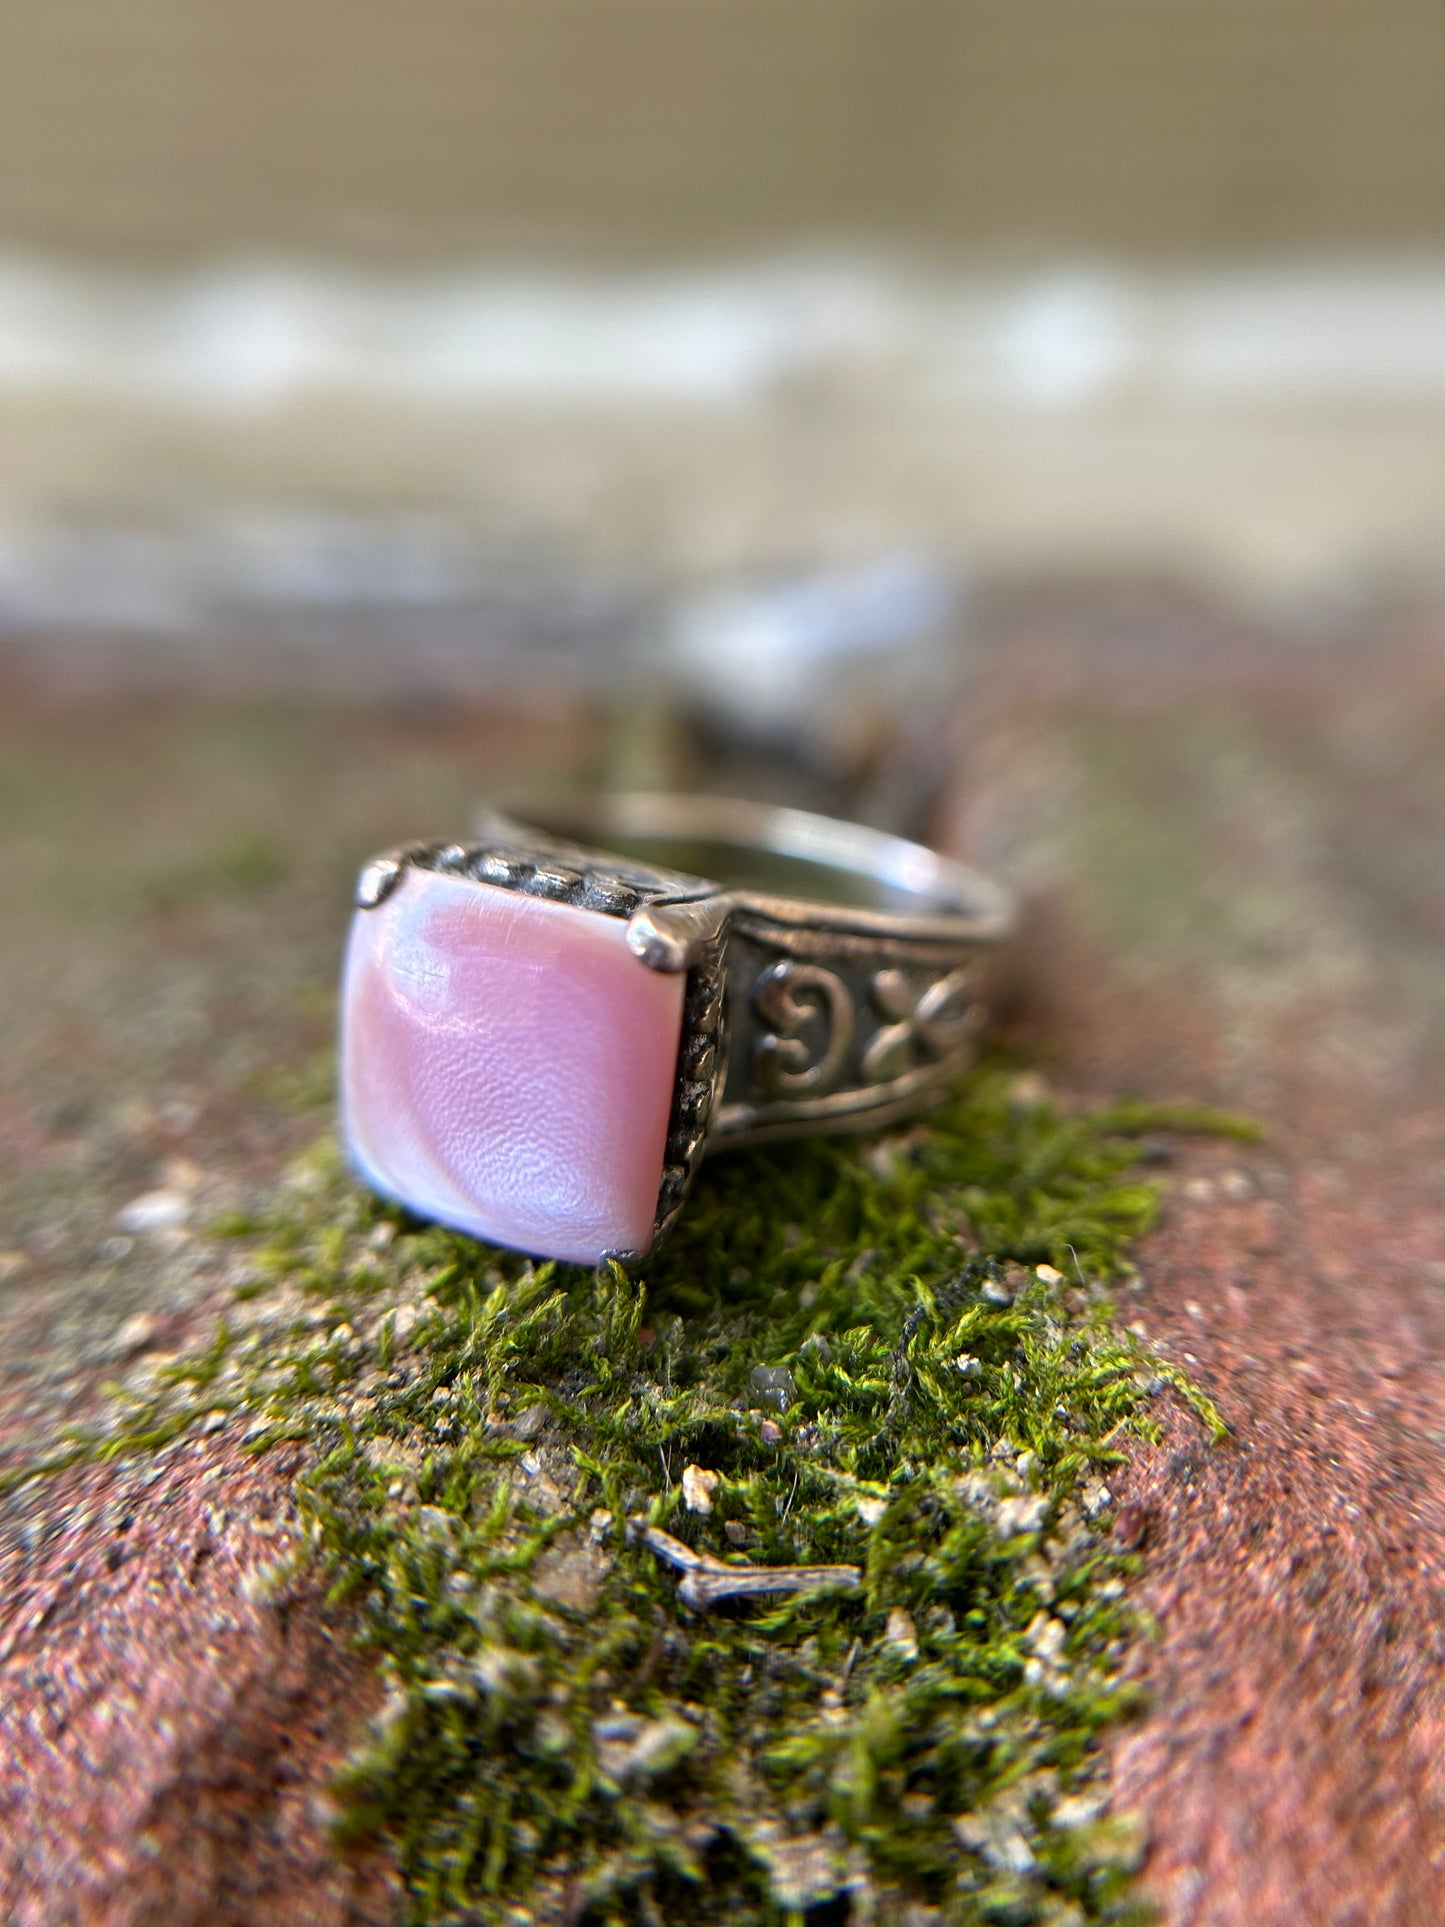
[739,954,982,1134]
[711,915,990,1144]
[752,961,857,1097]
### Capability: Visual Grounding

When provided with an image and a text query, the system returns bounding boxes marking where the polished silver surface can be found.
[483,793,1013,947]
[358,796,1014,1255]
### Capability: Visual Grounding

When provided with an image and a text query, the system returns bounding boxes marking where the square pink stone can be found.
[340,867,686,1264]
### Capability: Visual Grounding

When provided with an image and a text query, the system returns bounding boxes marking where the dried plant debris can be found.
[28,1070,1246,1924]
[627,1518,862,1610]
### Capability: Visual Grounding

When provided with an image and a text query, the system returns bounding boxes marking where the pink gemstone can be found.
[340,867,686,1264]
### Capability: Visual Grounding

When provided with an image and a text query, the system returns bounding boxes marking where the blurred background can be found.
[2,0,1444,741]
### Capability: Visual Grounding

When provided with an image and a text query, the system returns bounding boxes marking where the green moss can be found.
[246,1045,341,1116]
[71,1068,1244,1925]
[140,827,290,908]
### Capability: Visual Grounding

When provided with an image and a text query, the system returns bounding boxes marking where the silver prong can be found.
[625,893,731,972]
[356,855,405,909]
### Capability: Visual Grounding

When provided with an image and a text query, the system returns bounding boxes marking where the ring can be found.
[340,796,1014,1265]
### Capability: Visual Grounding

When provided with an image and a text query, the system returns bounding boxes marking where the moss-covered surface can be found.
[47,1067,1252,1927]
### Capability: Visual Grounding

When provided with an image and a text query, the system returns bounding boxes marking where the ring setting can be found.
[340,797,1013,1266]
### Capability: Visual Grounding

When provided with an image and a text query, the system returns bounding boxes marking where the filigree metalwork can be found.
[752,961,856,1097]
[860,965,980,1083]
[711,910,990,1145]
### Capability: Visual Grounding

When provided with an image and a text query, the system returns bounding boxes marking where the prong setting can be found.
[625,894,732,973]
[356,856,404,910]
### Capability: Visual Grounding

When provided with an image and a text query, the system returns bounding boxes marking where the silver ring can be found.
[340,795,1014,1265]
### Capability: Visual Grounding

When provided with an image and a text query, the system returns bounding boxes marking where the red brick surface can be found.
[961,607,1445,1925]
[0,1441,397,1927]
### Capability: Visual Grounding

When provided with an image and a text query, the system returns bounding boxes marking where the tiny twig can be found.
[627,1518,861,1611]
[779,1467,800,1522]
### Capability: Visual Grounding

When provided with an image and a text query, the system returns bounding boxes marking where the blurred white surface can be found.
[664,555,956,740]
[6,253,1445,409]
[3,251,1445,614]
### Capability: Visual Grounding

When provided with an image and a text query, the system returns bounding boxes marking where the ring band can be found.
[340,796,1014,1265]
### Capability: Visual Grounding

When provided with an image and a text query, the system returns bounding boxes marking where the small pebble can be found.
[1008,1070,1051,1111]
[532,1543,611,1614]
[1024,1612,1068,1664]
[117,1190,190,1234]
[1052,1790,1108,1830]
[1019,1552,1056,1601]
[996,1494,1049,1538]
[749,1364,797,1413]
[681,1464,719,1514]
[884,1607,920,1661]
[115,1311,160,1355]
[1081,1480,1113,1521]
